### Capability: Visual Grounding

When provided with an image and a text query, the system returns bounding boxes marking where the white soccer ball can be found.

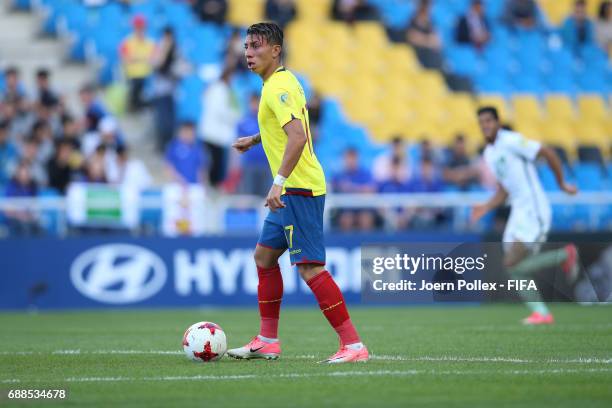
[182,321,227,362]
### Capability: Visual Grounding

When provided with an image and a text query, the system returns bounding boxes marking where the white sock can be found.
[257,335,278,343]
[345,342,364,350]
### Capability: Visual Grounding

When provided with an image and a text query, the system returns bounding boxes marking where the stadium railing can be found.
[0,189,611,237]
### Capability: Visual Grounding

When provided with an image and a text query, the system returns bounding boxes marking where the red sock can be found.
[307,270,360,345]
[257,264,283,339]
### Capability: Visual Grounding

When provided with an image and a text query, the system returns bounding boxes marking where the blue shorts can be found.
[257,192,326,265]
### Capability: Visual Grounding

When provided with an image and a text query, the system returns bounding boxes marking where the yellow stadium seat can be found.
[574,121,610,151]
[512,95,544,124]
[514,119,543,142]
[539,0,573,25]
[577,95,609,122]
[295,0,331,21]
[545,95,576,122]
[227,0,264,27]
[477,95,511,122]
[352,22,388,49]
[539,122,577,158]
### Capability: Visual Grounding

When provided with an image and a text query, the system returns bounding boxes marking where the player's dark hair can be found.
[247,22,284,56]
[477,106,499,121]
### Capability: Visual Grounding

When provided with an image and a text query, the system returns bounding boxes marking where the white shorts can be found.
[503,205,551,252]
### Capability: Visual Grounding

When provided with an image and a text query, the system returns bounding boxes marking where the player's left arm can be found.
[537,146,577,195]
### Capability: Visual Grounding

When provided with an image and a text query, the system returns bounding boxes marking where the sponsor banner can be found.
[0,232,473,309]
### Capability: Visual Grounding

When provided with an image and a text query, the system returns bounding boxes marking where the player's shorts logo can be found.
[70,244,167,304]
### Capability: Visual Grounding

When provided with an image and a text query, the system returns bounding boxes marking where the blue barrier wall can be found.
[0,233,478,310]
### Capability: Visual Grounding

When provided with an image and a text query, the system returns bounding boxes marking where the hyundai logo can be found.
[70,244,167,304]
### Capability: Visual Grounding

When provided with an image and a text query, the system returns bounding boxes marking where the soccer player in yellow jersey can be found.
[227,22,368,363]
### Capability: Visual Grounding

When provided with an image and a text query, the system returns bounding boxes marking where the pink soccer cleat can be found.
[320,345,369,364]
[561,244,580,284]
[227,336,281,360]
[521,312,554,325]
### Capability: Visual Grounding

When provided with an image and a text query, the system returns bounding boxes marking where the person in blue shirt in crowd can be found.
[165,121,208,185]
[79,83,108,133]
[562,0,595,53]
[236,94,270,197]
[0,119,18,188]
[4,160,41,236]
[332,147,377,231]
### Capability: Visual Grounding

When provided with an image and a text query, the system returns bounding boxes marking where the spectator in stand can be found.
[47,138,78,194]
[501,0,540,30]
[266,0,297,29]
[199,67,240,187]
[372,136,410,183]
[331,0,379,24]
[193,0,227,25]
[377,155,412,229]
[4,160,41,236]
[408,154,445,193]
[332,147,377,231]
[1,67,27,108]
[116,145,152,191]
[59,113,82,150]
[79,83,108,133]
[307,91,323,143]
[455,0,490,50]
[19,137,47,187]
[152,26,179,152]
[561,0,595,53]
[84,145,108,183]
[30,119,54,165]
[165,121,207,185]
[596,1,612,52]
[406,154,447,229]
[226,28,249,72]
[236,94,270,197]
[119,14,155,112]
[0,119,18,187]
[442,134,479,191]
[406,0,444,70]
[34,68,60,109]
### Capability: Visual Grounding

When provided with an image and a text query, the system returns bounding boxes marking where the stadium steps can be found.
[117,111,168,184]
[0,3,95,113]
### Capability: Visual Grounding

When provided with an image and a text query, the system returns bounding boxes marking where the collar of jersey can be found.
[264,66,286,83]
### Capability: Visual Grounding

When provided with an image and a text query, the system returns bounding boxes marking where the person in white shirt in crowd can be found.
[116,145,152,191]
[198,66,240,187]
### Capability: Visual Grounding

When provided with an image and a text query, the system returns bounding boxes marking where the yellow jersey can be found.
[120,35,155,79]
[258,67,326,196]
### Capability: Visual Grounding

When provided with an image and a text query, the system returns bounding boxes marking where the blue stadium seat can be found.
[537,165,560,191]
[574,163,605,191]
[176,74,205,122]
[446,45,482,77]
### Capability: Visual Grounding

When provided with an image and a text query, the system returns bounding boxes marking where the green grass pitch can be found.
[0,304,611,407]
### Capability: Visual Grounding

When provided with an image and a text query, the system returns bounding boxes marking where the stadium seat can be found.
[512,95,543,124]
[545,95,575,123]
[574,163,605,190]
[227,0,264,26]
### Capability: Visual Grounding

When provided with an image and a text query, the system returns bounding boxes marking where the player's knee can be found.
[254,246,279,269]
[297,264,325,282]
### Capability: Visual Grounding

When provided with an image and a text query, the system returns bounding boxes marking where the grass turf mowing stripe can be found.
[3,368,612,384]
[2,350,611,364]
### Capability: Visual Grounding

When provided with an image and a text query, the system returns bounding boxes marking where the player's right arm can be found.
[537,146,577,195]
[232,133,261,153]
[470,183,508,224]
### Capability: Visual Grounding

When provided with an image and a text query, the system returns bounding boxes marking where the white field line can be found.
[1,350,611,364]
[2,368,612,384]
